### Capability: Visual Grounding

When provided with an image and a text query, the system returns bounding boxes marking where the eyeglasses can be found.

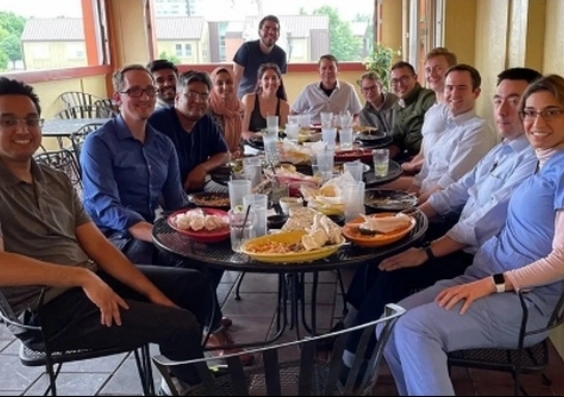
[183,91,209,102]
[0,116,44,129]
[391,75,413,86]
[119,86,157,98]
[361,85,378,93]
[520,108,564,121]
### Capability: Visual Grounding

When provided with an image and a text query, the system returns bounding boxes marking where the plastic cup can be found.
[344,161,364,181]
[316,150,335,174]
[372,149,390,177]
[266,115,279,133]
[342,181,365,222]
[321,128,337,150]
[339,128,353,149]
[243,194,268,237]
[229,208,256,252]
[288,115,300,125]
[320,112,333,129]
[285,123,300,140]
[228,180,252,209]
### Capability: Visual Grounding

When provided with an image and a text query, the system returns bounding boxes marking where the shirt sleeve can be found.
[447,156,536,247]
[291,87,308,114]
[437,121,493,188]
[349,87,363,115]
[427,167,475,215]
[161,138,189,211]
[279,51,288,74]
[233,43,248,66]
[80,135,145,233]
[69,177,92,227]
[506,210,564,290]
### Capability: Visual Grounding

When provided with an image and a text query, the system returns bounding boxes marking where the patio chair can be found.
[33,149,83,196]
[448,289,564,396]
[59,91,108,108]
[0,288,154,396]
[69,123,103,171]
[55,105,117,119]
[153,303,406,396]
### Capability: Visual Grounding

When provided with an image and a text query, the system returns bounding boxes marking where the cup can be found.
[321,128,337,150]
[270,182,289,208]
[342,181,365,222]
[298,114,311,128]
[339,127,354,149]
[263,132,280,165]
[229,208,256,253]
[228,180,252,209]
[372,148,390,177]
[244,164,262,188]
[266,115,279,133]
[285,123,300,140]
[316,150,335,174]
[243,194,268,237]
[320,112,333,129]
[340,113,354,129]
[288,115,300,126]
[344,161,364,182]
[279,196,303,215]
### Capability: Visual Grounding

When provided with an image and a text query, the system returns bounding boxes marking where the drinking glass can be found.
[321,128,337,150]
[339,128,353,149]
[342,181,365,222]
[372,149,390,177]
[316,150,335,175]
[344,161,364,181]
[285,123,300,140]
[244,164,262,188]
[340,113,354,129]
[288,115,300,126]
[229,208,256,253]
[243,194,268,237]
[266,115,279,133]
[228,180,252,209]
[298,114,311,128]
[320,111,333,129]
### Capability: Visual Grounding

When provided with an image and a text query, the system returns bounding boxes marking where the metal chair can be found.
[0,288,155,396]
[153,303,406,396]
[69,123,102,171]
[55,105,117,119]
[448,289,564,396]
[59,91,111,108]
[33,149,83,196]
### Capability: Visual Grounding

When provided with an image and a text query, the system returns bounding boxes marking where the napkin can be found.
[359,213,412,234]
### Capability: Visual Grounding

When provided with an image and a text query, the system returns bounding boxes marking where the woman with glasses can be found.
[208,67,244,159]
[378,74,564,395]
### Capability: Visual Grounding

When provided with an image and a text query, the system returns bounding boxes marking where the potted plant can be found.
[362,43,399,91]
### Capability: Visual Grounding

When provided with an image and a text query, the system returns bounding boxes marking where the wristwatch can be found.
[422,241,436,261]
[492,273,506,293]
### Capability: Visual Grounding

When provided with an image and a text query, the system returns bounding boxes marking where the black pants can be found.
[17,266,210,385]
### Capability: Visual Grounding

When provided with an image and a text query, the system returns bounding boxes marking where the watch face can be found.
[493,273,505,284]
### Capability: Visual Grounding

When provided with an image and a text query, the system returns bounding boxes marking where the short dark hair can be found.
[177,70,212,92]
[496,67,542,86]
[146,59,178,75]
[391,61,416,75]
[112,64,153,92]
[259,15,280,30]
[318,54,339,66]
[445,64,482,90]
[0,77,41,115]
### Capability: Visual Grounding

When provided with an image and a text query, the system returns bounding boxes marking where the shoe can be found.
[220,316,233,328]
[206,329,255,366]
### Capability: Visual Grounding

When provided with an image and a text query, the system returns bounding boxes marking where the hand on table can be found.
[184,166,207,191]
[379,247,428,271]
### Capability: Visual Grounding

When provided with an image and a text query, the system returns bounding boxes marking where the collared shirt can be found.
[420,102,449,151]
[428,134,537,252]
[390,83,436,155]
[291,80,363,124]
[358,92,398,132]
[413,109,495,192]
[148,108,229,184]
[80,116,187,236]
[0,159,96,316]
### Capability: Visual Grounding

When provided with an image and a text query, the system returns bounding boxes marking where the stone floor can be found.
[1,268,564,395]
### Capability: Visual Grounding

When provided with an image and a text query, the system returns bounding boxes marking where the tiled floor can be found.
[1,268,563,395]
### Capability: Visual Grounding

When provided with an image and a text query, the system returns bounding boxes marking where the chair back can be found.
[33,149,83,194]
[55,105,117,119]
[153,303,406,396]
[545,286,564,332]
[60,92,103,108]
[0,288,41,332]
[69,123,102,168]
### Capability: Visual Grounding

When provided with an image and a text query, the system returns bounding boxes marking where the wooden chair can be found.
[0,288,154,396]
[448,289,564,396]
[152,303,406,396]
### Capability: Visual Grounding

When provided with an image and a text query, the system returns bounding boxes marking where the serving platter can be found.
[342,212,416,247]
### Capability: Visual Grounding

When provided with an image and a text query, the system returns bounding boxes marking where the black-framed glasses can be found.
[0,116,44,129]
[119,86,157,98]
[519,108,564,121]
[391,75,413,86]
[361,84,378,93]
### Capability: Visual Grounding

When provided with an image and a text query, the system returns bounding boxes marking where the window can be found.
[0,0,109,72]
[152,0,375,64]
[184,43,192,57]
[175,43,192,57]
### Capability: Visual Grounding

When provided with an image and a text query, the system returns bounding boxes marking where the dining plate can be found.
[334,148,373,163]
[187,192,231,209]
[240,230,345,263]
[168,208,230,243]
[364,189,417,211]
[342,212,416,247]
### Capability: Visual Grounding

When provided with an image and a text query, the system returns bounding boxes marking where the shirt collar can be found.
[0,157,45,187]
[397,83,423,108]
[319,80,341,91]
[114,114,156,143]
[446,108,477,125]
[502,134,530,153]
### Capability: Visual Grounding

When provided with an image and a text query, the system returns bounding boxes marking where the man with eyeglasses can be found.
[147,59,178,110]
[358,71,398,132]
[340,68,542,381]
[388,61,436,161]
[0,76,212,393]
[233,15,287,100]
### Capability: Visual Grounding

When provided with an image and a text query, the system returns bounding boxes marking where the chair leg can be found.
[335,269,349,316]
[134,345,155,396]
[234,271,246,301]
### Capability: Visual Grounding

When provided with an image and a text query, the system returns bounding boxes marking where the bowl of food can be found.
[168,208,230,243]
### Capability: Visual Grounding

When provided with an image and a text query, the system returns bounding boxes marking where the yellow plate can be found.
[342,213,416,247]
[240,230,345,264]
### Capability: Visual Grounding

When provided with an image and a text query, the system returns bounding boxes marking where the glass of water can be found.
[243,194,268,237]
[229,208,256,253]
[372,149,390,177]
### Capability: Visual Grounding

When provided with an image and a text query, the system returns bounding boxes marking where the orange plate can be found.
[341,212,416,247]
[168,208,230,243]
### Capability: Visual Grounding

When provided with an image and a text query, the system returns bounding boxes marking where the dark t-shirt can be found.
[233,40,287,99]
[148,107,229,183]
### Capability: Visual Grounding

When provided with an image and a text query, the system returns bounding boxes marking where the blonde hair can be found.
[425,47,457,67]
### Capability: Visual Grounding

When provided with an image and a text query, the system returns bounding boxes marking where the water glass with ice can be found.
[342,181,365,222]
[266,115,279,133]
[321,127,337,150]
[298,113,311,128]
[339,127,353,149]
[285,123,300,140]
[344,161,364,181]
[372,149,390,177]
[228,179,252,209]
[316,150,335,175]
[229,208,256,253]
[320,112,333,129]
[243,194,268,237]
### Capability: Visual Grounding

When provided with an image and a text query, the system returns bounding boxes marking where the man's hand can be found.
[184,165,208,191]
[379,247,428,271]
[435,277,496,314]
[82,274,129,327]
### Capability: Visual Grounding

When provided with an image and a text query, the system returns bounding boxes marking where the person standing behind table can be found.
[402,47,457,174]
[208,66,244,159]
[149,70,230,193]
[0,76,211,394]
[388,61,436,161]
[378,73,564,396]
[233,15,287,100]
[341,68,541,376]
[358,71,398,133]
[241,63,289,140]
[290,54,362,125]
[147,59,178,110]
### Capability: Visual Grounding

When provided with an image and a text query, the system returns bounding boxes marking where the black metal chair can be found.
[33,149,83,196]
[69,123,102,172]
[153,303,406,396]
[59,91,112,109]
[448,289,564,396]
[54,105,117,119]
[0,288,155,396]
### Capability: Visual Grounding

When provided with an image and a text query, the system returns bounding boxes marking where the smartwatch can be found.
[422,241,436,261]
[492,273,506,293]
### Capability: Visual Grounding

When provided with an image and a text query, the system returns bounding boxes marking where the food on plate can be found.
[356,213,412,235]
[353,125,379,134]
[189,193,230,207]
[174,208,227,231]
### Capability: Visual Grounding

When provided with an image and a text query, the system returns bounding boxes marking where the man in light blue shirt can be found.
[340,67,542,372]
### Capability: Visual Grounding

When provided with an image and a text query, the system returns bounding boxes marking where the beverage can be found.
[375,162,389,177]
[339,128,353,149]
[243,194,268,237]
[372,149,390,177]
[228,208,256,253]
